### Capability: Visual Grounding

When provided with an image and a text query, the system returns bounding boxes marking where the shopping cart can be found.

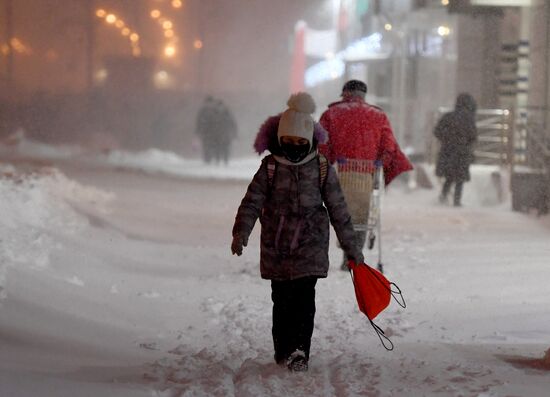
[336,158,385,273]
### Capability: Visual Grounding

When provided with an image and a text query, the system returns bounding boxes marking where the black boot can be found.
[287,349,308,372]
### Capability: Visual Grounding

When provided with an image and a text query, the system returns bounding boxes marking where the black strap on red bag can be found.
[349,264,406,351]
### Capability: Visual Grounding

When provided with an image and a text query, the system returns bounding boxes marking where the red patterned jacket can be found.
[319,96,413,185]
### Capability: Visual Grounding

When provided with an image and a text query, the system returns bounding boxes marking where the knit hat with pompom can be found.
[277,92,316,144]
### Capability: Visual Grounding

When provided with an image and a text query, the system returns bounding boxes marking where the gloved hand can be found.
[231,234,248,256]
[347,251,364,266]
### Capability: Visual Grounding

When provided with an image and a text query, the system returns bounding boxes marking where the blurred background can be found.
[0,0,548,186]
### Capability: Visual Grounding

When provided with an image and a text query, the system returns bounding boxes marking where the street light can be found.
[437,26,451,36]
[164,45,176,57]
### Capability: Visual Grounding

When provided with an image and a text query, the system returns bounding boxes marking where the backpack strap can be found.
[318,154,328,190]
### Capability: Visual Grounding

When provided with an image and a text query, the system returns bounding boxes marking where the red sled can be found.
[348,260,406,350]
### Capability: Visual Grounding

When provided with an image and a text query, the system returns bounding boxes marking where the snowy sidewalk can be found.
[1,155,550,396]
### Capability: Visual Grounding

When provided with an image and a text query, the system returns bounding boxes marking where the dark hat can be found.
[455,93,477,113]
[342,80,367,94]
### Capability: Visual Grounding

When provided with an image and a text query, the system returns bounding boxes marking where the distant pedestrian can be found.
[319,80,413,270]
[434,93,478,207]
[231,92,363,372]
[195,97,237,164]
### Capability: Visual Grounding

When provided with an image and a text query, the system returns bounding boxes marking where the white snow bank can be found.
[0,167,114,302]
[104,148,260,181]
[2,135,262,181]
[0,134,518,207]
[0,131,83,160]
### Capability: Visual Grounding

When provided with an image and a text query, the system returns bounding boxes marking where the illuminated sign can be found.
[304,33,391,88]
[471,0,531,5]
[305,58,345,87]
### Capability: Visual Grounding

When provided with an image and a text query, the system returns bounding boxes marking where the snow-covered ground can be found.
[1,141,550,396]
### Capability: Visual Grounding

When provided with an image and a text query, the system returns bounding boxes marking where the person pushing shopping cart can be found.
[319,80,413,273]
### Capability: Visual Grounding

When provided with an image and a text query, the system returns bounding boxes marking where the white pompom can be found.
[287,92,316,114]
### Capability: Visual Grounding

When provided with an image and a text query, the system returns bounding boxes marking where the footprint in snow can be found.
[138,342,159,350]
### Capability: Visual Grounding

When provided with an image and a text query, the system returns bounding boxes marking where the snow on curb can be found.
[0,167,114,303]
[104,148,260,181]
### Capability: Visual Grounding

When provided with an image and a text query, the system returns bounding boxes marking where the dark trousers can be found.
[271,277,317,363]
[442,178,464,205]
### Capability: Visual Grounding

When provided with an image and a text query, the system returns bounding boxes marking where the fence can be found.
[429,108,513,166]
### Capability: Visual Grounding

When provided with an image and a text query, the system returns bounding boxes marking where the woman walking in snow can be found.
[231,93,363,372]
[434,93,478,207]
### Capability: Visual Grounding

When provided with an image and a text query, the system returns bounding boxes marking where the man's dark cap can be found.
[342,80,367,94]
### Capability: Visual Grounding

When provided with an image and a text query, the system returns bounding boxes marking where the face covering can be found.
[280,141,311,163]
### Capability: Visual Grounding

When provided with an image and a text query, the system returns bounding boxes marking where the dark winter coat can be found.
[232,154,360,281]
[196,100,237,145]
[434,99,477,182]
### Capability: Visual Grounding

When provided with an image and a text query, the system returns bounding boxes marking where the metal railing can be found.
[514,108,550,171]
[430,108,513,166]
[510,108,549,214]
[473,109,513,165]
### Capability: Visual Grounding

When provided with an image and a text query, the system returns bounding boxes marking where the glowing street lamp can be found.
[164,45,176,57]
[96,9,141,57]
[150,9,161,19]
[172,0,182,8]
[437,26,451,36]
[193,39,203,49]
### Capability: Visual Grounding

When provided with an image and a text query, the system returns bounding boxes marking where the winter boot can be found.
[287,349,308,372]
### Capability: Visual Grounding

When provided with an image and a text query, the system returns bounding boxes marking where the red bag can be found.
[348,261,406,350]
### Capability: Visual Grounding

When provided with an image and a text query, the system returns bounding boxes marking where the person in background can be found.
[231,92,363,372]
[319,80,413,270]
[434,93,477,207]
[195,96,237,164]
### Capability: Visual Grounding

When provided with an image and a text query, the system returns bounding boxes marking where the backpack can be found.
[266,154,329,191]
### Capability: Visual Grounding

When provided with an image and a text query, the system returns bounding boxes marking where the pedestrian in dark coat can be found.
[195,97,237,164]
[231,92,363,372]
[434,93,478,206]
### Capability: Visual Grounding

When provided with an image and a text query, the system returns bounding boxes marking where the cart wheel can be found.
[377,262,384,274]
[367,233,376,250]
